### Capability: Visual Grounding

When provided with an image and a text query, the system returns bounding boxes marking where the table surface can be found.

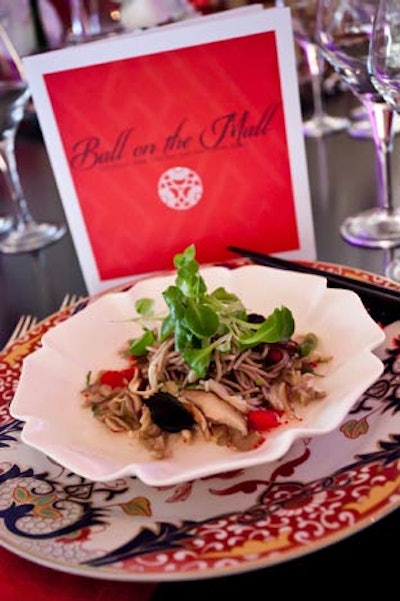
[1,90,399,596]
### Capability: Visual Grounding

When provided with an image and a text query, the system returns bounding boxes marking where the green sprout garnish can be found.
[128,244,295,378]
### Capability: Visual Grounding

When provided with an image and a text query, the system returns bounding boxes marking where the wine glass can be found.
[369,0,400,277]
[0,214,12,234]
[0,17,66,254]
[67,0,99,43]
[317,0,400,249]
[66,0,122,44]
[348,107,400,138]
[278,0,350,138]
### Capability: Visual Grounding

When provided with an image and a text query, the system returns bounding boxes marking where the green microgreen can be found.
[85,371,92,386]
[128,244,295,378]
[135,297,154,317]
[129,328,154,356]
[298,332,318,357]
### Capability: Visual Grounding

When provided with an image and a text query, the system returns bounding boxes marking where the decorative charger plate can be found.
[0,259,399,582]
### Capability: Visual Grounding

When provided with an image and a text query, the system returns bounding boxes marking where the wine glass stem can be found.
[366,101,395,212]
[69,0,88,38]
[88,0,101,35]
[0,131,34,229]
[303,42,326,122]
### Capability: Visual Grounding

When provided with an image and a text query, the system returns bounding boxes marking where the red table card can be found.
[23,6,315,294]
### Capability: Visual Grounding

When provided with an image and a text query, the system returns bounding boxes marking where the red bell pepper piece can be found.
[99,367,136,388]
[248,409,281,431]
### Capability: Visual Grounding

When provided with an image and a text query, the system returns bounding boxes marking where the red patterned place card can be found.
[23,6,315,294]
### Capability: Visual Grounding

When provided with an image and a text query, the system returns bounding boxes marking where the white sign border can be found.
[23,7,315,294]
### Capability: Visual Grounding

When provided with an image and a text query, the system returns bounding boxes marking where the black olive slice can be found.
[247,313,265,324]
[142,391,195,433]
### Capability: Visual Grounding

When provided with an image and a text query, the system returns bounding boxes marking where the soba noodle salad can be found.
[81,245,331,459]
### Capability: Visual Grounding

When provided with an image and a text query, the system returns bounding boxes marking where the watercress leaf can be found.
[208,288,246,317]
[182,346,212,377]
[129,329,154,356]
[184,299,219,339]
[177,268,206,298]
[274,306,295,339]
[179,259,199,278]
[239,306,295,348]
[176,269,198,297]
[134,297,154,317]
[162,286,185,320]
[174,245,208,299]
[174,320,197,352]
[160,313,175,341]
[195,274,207,296]
[211,287,240,303]
[174,244,196,269]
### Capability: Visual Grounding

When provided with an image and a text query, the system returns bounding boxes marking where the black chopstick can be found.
[227,246,400,321]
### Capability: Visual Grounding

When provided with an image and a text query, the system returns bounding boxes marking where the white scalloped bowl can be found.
[10,264,385,487]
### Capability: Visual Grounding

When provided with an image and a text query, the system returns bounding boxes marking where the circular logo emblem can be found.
[158,166,203,210]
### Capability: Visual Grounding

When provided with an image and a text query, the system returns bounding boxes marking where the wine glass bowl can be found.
[317,0,400,249]
[370,1,400,111]
[0,17,66,254]
[281,0,350,137]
